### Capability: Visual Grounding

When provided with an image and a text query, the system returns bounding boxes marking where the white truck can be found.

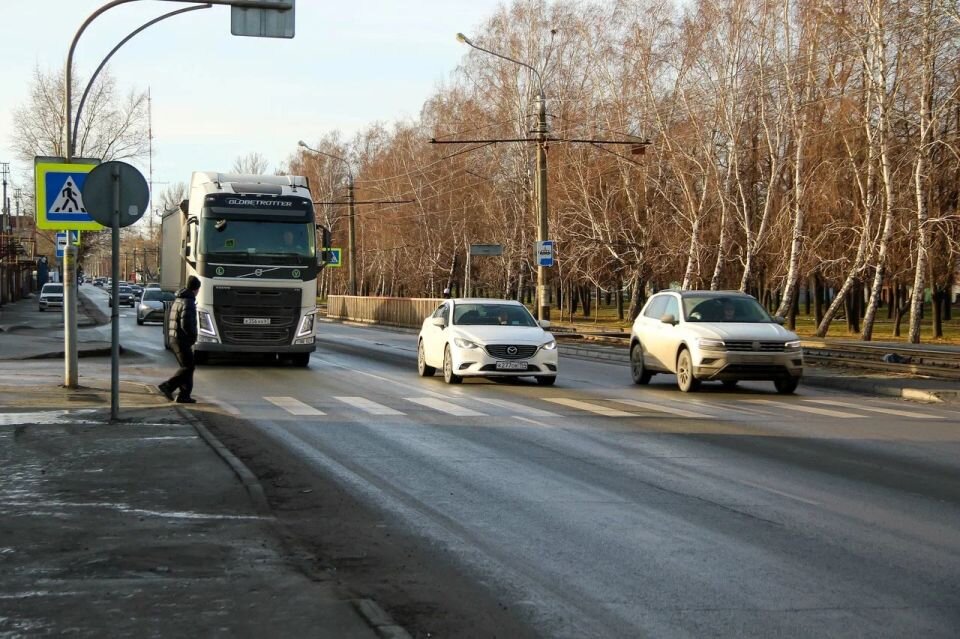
[161,172,328,366]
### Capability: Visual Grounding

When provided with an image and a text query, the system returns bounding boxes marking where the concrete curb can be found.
[799,375,953,403]
[351,599,413,639]
[174,404,274,517]
[22,345,123,360]
[172,400,412,638]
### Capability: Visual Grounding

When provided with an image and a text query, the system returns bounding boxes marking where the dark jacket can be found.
[167,288,198,348]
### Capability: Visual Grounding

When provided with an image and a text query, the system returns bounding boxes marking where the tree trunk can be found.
[616,279,624,321]
[812,275,823,326]
[581,284,592,317]
[627,273,644,321]
[932,286,943,338]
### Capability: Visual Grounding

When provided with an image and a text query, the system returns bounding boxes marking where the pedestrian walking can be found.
[158,275,201,403]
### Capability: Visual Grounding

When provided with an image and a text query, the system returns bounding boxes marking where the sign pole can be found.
[64,244,78,387]
[110,165,121,421]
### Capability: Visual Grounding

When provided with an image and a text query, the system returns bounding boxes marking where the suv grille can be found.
[724,340,785,352]
[485,344,538,359]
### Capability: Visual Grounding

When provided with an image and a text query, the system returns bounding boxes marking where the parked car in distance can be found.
[137,289,175,325]
[417,298,558,385]
[629,290,803,394]
[38,283,64,312]
[108,285,136,308]
[144,282,161,290]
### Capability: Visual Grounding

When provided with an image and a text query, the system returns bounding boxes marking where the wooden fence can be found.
[325,295,443,329]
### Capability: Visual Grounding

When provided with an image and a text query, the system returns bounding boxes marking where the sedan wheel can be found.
[442,345,462,384]
[774,376,800,394]
[630,342,652,385]
[535,375,556,386]
[676,349,700,393]
[417,340,436,377]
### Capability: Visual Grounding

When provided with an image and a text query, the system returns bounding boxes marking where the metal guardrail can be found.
[325,295,443,329]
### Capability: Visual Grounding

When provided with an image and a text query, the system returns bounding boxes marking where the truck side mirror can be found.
[179,199,189,215]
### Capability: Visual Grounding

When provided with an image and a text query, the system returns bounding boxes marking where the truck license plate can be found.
[243,318,271,325]
[495,360,527,370]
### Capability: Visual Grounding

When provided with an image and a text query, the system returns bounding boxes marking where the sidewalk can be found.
[0,374,406,636]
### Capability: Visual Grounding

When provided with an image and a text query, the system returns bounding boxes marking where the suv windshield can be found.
[453,303,538,327]
[43,285,63,294]
[683,295,773,323]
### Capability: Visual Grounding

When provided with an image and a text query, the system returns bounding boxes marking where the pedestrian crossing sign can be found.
[34,157,103,230]
[323,247,342,268]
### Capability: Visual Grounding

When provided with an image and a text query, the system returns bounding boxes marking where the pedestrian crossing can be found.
[251,393,950,423]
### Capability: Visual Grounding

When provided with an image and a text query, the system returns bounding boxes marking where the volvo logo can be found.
[254,269,263,277]
[506,346,518,355]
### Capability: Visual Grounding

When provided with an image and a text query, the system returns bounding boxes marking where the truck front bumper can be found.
[194,337,315,354]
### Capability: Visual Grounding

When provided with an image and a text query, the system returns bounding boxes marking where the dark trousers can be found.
[165,343,195,398]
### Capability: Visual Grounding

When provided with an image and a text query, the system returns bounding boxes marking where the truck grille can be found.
[484,344,538,359]
[213,287,301,346]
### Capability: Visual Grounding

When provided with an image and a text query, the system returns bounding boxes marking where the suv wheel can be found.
[630,342,652,385]
[774,377,800,394]
[676,349,700,393]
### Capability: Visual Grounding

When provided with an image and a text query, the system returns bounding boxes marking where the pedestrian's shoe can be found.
[157,383,174,401]
[176,396,197,404]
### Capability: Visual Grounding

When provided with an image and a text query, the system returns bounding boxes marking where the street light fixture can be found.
[456,33,551,321]
[298,141,357,295]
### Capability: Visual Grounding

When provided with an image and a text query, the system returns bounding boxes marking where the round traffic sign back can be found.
[81,161,149,228]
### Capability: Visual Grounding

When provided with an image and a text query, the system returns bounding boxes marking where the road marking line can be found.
[744,399,863,418]
[264,396,324,416]
[803,399,943,420]
[468,397,561,418]
[544,398,635,417]
[607,398,711,418]
[515,416,556,428]
[334,396,404,416]
[405,397,486,417]
[739,479,822,506]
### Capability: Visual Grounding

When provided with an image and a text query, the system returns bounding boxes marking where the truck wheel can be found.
[291,353,310,367]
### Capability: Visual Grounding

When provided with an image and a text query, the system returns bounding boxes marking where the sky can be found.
[0,0,501,210]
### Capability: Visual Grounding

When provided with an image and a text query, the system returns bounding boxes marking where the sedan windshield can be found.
[683,295,773,323]
[453,303,538,327]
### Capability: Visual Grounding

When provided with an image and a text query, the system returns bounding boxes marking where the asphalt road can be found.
[79,286,960,638]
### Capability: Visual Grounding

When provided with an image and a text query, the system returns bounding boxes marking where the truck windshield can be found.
[201,220,316,259]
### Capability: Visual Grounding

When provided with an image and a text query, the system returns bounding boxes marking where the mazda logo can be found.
[506,346,518,355]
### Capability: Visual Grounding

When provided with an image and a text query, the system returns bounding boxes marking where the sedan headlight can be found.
[784,340,802,351]
[540,339,557,351]
[453,337,481,349]
[698,337,726,350]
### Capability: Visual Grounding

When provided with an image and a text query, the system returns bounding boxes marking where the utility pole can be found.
[347,177,356,296]
[440,33,649,322]
[1,162,9,305]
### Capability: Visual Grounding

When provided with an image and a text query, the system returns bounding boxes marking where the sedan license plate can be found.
[243,317,271,326]
[495,360,528,371]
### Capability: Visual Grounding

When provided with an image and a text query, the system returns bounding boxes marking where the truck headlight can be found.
[297,311,316,337]
[198,310,217,337]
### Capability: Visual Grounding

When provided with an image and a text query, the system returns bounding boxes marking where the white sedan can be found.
[417,299,558,385]
[630,290,804,393]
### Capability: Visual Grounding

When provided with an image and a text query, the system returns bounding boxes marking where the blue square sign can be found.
[536,240,555,267]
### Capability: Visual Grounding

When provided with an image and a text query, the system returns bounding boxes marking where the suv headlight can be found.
[784,340,802,351]
[454,337,480,349]
[540,339,557,351]
[297,311,316,337]
[698,338,725,350]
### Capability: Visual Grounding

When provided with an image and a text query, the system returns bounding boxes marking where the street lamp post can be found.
[298,141,357,296]
[456,33,550,321]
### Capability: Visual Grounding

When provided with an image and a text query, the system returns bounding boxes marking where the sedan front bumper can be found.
[450,344,558,377]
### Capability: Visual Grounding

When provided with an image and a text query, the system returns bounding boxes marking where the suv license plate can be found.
[243,318,271,325]
[495,361,528,370]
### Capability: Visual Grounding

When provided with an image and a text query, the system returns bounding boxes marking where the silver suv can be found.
[630,290,803,394]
